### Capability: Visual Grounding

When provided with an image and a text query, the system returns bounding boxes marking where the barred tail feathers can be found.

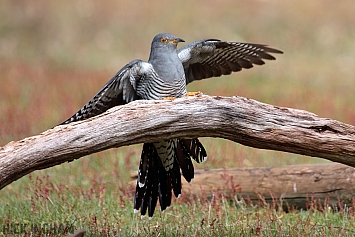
[140,145,159,217]
[134,138,207,217]
[175,141,195,182]
[179,138,207,163]
[134,142,176,217]
[134,143,155,214]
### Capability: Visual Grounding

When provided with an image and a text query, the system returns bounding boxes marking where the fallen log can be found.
[175,163,355,210]
[1,95,355,189]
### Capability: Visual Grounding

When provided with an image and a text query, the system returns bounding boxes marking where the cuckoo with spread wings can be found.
[60,33,283,218]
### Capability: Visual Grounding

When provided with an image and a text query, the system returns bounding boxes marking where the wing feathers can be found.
[178,40,283,84]
[60,59,152,125]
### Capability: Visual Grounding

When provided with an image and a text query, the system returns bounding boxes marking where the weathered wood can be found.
[1,95,355,190]
[176,163,355,210]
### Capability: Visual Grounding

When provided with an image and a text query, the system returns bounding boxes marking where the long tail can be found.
[133,138,207,218]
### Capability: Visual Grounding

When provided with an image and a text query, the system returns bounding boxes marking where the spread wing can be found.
[60,59,153,125]
[177,39,283,84]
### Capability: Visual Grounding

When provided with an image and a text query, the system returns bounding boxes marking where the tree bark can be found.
[1,95,355,189]
[176,163,355,210]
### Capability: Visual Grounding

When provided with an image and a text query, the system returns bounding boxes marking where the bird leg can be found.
[163,91,203,101]
[186,91,203,96]
[163,97,176,101]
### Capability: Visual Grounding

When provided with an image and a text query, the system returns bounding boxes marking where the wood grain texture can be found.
[177,163,355,210]
[1,95,355,189]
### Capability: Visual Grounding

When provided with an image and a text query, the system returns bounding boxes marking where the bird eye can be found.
[160,37,168,43]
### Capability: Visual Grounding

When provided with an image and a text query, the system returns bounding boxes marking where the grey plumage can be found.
[60,32,282,217]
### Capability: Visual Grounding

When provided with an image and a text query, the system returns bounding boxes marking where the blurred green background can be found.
[1,0,355,195]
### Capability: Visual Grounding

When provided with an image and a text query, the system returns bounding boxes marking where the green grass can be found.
[2,167,355,236]
[2,161,355,236]
[1,0,355,236]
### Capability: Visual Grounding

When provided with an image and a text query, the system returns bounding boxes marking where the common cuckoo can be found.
[60,33,282,217]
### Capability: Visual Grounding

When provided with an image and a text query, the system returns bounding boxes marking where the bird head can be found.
[150,33,185,52]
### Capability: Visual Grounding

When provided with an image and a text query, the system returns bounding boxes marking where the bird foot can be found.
[186,91,203,96]
[163,97,176,101]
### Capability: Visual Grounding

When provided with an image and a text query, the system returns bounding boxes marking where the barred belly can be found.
[136,75,187,100]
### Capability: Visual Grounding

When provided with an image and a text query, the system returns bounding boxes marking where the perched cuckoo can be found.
[60,33,282,217]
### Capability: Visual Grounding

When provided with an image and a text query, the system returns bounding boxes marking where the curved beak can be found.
[176,37,185,43]
[169,37,185,45]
